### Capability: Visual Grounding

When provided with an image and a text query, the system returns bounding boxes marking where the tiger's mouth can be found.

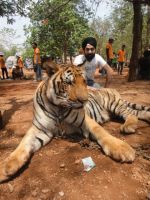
[68,100,85,109]
[59,98,86,109]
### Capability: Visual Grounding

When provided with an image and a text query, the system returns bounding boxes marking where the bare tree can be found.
[146,5,150,47]
[127,0,150,81]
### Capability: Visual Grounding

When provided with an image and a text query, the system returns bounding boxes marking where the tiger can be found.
[0,62,150,183]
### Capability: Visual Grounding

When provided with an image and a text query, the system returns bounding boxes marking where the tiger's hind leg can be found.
[120,111,150,134]
[120,115,138,133]
[0,125,53,183]
[115,102,150,133]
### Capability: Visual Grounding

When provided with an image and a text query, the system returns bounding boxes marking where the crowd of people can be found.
[73,37,128,88]
[106,38,127,75]
[0,42,44,82]
[0,52,24,80]
[1,37,149,86]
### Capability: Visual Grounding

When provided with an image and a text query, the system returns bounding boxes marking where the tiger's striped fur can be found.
[0,63,149,183]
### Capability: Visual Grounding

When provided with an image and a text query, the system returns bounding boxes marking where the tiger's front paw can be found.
[100,136,135,162]
[0,157,20,183]
[0,162,9,183]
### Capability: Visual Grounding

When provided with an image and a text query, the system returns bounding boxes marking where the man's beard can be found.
[85,53,95,61]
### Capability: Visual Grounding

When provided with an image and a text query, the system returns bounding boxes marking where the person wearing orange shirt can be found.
[16,53,24,76]
[118,45,126,75]
[106,38,114,67]
[32,42,42,81]
[0,52,9,79]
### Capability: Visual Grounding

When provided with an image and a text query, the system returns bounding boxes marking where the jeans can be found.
[118,62,124,74]
[107,59,113,67]
[87,79,102,88]
[35,64,42,80]
[87,79,94,86]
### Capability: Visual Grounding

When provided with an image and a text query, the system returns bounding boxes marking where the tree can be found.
[106,1,133,59]
[25,0,94,62]
[127,0,150,81]
[146,5,150,47]
[90,17,112,56]
[0,0,31,23]
[92,0,149,81]
[0,28,21,57]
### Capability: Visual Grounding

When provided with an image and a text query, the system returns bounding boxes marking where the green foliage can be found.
[90,17,112,57]
[0,0,31,23]
[109,1,133,57]
[24,0,94,60]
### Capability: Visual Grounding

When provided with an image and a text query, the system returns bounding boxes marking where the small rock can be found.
[42,188,49,193]
[147,181,150,185]
[59,191,64,196]
[147,193,150,200]
[60,163,65,168]
[40,194,47,200]
[138,131,143,135]
[75,159,80,165]
[7,183,14,193]
[32,190,38,197]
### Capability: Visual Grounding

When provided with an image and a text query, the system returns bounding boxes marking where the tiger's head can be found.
[44,62,88,109]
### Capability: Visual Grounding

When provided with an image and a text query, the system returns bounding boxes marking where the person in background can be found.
[73,37,113,88]
[32,42,42,81]
[112,52,118,71]
[106,38,114,67]
[16,53,24,76]
[138,45,150,79]
[0,52,9,80]
[118,44,126,75]
[78,47,84,55]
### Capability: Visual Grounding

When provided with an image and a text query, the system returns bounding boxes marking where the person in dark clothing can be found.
[139,47,150,80]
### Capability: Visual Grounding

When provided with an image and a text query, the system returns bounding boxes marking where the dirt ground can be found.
[0,68,150,200]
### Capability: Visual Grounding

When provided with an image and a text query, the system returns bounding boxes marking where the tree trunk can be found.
[63,40,67,64]
[70,55,73,64]
[146,5,150,47]
[128,1,142,82]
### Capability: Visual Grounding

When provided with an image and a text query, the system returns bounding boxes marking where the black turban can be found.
[82,37,97,49]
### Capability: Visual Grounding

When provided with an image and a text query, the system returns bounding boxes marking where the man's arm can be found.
[103,63,113,88]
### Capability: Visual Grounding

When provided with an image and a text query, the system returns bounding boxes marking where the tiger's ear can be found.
[43,61,60,77]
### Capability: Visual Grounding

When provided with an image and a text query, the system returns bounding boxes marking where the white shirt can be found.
[73,54,106,80]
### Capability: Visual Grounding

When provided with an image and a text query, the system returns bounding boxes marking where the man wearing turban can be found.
[73,37,113,88]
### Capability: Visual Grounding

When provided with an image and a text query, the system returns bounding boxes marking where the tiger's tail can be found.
[0,125,52,183]
[123,100,150,123]
[123,100,150,112]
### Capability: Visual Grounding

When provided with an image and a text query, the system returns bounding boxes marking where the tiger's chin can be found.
[72,103,84,109]
[63,100,84,109]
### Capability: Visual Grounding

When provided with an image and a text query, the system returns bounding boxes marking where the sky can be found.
[0,2,111,47]
[0,16,30,47]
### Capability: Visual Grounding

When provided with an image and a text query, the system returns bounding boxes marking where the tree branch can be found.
[46,0,73,19]
[127,0,150,5]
